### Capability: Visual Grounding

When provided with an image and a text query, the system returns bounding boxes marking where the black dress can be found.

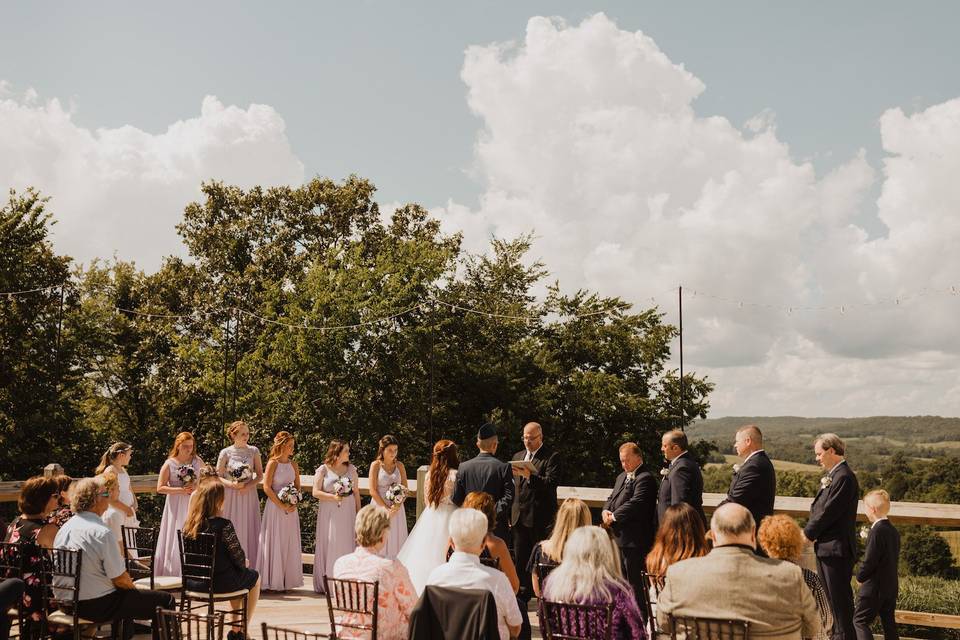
[184,517,259,593]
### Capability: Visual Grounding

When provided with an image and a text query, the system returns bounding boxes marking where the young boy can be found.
[853,489,900,640]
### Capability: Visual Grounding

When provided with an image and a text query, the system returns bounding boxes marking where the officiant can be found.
[510,421,561,599]
[453,422,514,540]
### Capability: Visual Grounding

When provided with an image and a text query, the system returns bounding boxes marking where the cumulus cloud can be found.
[0,89,304,269]
[438,13,960,416]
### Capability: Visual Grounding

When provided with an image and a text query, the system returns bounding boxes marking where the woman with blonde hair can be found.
[257,431,303,591]
[528,498,592,596]
[758,515,832,640]
[155,431,204,576]
[542,526,646,640]
[216,421,264,570]
[183,482,261,640]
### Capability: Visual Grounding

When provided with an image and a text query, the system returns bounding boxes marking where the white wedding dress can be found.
[397,468,457,595]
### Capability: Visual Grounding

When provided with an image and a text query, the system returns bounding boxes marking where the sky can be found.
[2,3,959,418]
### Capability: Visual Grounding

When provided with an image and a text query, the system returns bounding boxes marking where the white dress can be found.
[396,469,457,595]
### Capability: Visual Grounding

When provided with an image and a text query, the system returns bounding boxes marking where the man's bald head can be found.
[711,503,757,548]
[734,425,763,458]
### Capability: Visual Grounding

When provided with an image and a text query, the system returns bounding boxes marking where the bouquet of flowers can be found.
[385,482,406,506]
[229,460,255,483]
[277,483,303,506]
[177,465,197,487]
[333,475,353,507]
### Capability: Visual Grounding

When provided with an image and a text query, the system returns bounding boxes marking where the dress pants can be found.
[618,545,648,618]
[854,594,898,640]
[77,588,176,640]
[0,578,25,640]
[817,555,856,640]
[512,523,536,598]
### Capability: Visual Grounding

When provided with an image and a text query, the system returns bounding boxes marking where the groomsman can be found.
[602,442,657,607]
[804,433,859,640]
[657,429,706,525]
[510,422,561,599]
[453,422,514,539]
[719,425,776,531]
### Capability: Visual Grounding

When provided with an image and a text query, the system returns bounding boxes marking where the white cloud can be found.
[438,13,960,416]
[0,90,304,269]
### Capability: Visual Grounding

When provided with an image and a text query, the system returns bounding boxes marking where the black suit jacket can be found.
[719,450,776,528]
[408,586,500,640]
[804,460,860,559]
[657,453,705,524]
[604,466,658,556]
[510,446,561,534]
[453,452,514,525]
[856,519,900,600]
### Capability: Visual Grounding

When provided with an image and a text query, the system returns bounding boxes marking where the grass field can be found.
[706,454,821,473]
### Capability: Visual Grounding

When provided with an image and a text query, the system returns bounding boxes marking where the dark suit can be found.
[719,450,776,530]
[657,452,706,525]
[510,446,561,597]
[604,466,658,607]
[803,460,860,640]
[854,519,900,640]
[453,452,514,539]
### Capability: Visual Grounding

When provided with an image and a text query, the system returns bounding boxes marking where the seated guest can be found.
[854,490,900,640]
[53,477,175,640]
[758,515,832,640]
[657,503,819,638]
[645,503,709,584]
[0,578,25,640]
[528,498,591,597]
[542,526,646,640]
[462,491,519,593]
[426,509,522,640]
[46,474,75,529]
[333,504,417,640]
[182,482,261,640]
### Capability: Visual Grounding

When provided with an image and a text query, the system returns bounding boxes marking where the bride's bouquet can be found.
[277,483,303,506]
[229,460,255,483]
[177,465,197,487]
[385,482,406,506]
[333,475,353,507]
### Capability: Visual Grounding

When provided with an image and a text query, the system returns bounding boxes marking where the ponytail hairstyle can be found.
[376,435,400,462]
[324,439,349,466]
[269,431,295,460]
[95,442,133,475]
[182,481,225,539]
[169,432,196,459]
[426,439,459,508]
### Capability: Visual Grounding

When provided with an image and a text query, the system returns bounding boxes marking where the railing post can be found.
[44,463,64,478]
[416,465,428,518]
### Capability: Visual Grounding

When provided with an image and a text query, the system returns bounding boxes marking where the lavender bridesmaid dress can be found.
[257,461,304,590]
[155,457,201,576]
[377,465,408,559]
[217,445,262,571]
[312,464,357,593]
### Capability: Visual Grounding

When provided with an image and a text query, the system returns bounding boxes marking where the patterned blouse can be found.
[332,546,418,640]
[801,567,833,640]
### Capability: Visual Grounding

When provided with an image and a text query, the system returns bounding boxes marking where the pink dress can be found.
[217,445,262,571]
[312,464,357,594]
[155,457,201,576]
[257,461,304,590]
[333,546,418,640]
[376,465,408,559]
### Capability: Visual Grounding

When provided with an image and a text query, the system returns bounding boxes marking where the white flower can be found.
[820,475,832,489]
[732,464,742,474]
[859,526,870,540]
[660,468,670,477]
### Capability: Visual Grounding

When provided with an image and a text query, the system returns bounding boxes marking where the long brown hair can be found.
[542,498,592,562]
[427,439,459,508]
[182,482,225,539]
[376,435,399,462]
[269,431,295,460]
[95,442,131,474]
[169,432,195,459]
[324,439,349,466]
[645,503,708,578]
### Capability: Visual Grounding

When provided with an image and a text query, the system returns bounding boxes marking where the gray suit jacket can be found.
[656,545,820,639]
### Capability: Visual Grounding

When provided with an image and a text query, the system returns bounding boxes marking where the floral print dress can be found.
[2,517,51,638]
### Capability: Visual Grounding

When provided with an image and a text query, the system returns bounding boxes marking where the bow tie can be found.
[626,472,635,482]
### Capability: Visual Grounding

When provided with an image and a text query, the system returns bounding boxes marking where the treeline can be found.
[0,180,713,487]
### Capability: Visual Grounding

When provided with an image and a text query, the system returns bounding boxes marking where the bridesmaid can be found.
[312,439,360,594]
[95,442,139,530]
[368,435,408,558]
[257,431,303,591]
[155,431,204,576]
[217,420,264,570]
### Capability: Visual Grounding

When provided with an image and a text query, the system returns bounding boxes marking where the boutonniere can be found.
[859,526,870,540]
[820,475,832,489]
[660,468,670,477]
[732,464,742,475]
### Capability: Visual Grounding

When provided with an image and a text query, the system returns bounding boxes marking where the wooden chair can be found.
[321,576,378,640]
[0,542,25,640]
[479,555,501,570]
[122,525,182,591]
[178,532,249,636]
[640,570,665,636]
[259,623,330,640]
[534,560,559,593]
[666,615,749,640]
[156,608,225,640]
[45,547,120,640]
[539,600,614,640]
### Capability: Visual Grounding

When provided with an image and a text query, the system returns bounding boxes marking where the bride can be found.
[397,439,460,594]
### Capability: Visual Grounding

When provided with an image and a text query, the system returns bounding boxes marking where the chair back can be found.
[260,623,330,640]
[640,570,664,634]
[539,600,614,640]
[178,531,217,595]
[46,547,82,624]
[322,576,378,639]
[156,608,224,640]
[535,560,559,589]
[667,615,749,640]
[479,555,501,570]
[122,526,159,588]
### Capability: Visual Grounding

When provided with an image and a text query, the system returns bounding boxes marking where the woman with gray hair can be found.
[332,504,417,640]
[542,526,646,640]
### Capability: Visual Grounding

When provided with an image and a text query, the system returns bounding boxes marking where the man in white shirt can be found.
[427,508,522,640]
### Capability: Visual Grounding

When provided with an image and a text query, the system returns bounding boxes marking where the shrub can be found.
[902,527,958,579]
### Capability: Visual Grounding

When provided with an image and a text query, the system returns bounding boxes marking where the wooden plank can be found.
[895,609,960,629]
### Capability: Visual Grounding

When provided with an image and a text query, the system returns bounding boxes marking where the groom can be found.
[453,422,514,540]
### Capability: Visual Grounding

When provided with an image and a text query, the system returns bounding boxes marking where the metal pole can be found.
[679,286,684,430]
[54,283,65,389]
